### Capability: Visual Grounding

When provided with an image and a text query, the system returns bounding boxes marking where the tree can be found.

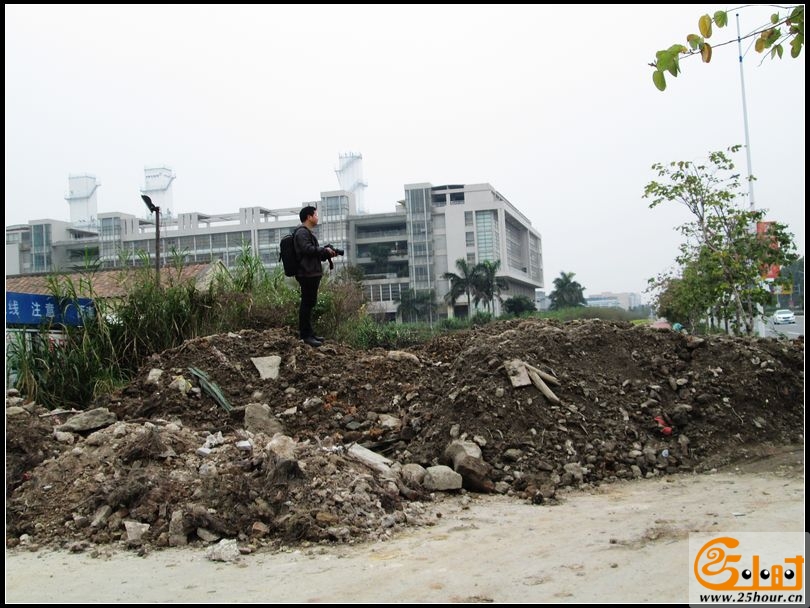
[472,259,509,314]
[396,288,436,323]
[644,146,798,335]
[549,272,586,310]
[649,247,726,332]
[503,295,537,316]
[368,243,391,274]
[780,255,805,309]
[651,5,804,91]
[443,258,478,316]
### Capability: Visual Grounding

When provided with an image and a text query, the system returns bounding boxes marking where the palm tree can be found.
[549,271,586,310]
[473,259,509,314]
[443,258,478,317]
[397,288,437,323]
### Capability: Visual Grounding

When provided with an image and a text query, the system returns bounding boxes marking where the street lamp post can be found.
[141,194,161,287]
[735,13,766,337]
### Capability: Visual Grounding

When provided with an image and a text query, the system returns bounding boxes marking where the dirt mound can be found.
[6,318,804,552]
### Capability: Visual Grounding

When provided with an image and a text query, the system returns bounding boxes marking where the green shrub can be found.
[340,317,435,349]
[439,317,469,331]
[469,311,493,326]
[313,269,367,339]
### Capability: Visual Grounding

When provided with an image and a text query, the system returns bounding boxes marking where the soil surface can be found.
[5,447,804,603]
[5,318,805,556]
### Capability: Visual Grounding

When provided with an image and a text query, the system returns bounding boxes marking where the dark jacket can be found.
[293,224,330,277]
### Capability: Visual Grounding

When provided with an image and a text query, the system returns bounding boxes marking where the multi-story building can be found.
[586,292,642,310]
[534,290,550,311]
[6,171,544,321]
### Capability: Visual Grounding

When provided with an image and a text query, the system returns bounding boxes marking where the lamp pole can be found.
[736,13,766,337]
[736,13,756,213]
[141,195,161,287]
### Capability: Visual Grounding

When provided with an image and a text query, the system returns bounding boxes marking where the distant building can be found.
[6,171,544,322]
[140,166,176,218]
[335,153,367,215]
[5,224,30,276]
[65,173,100,226]
[534,289,550,311]
[586,291,642,310]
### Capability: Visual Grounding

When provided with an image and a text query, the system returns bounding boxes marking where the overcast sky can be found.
[5,4,805,298]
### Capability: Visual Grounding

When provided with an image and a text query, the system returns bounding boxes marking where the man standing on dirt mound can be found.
[294,205,338,347]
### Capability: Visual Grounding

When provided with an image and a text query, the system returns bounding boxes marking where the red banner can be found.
[756,221,781,280]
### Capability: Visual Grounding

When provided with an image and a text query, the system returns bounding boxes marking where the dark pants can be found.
[296,276,321,339]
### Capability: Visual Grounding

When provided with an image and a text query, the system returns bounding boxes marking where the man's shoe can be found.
[303,336,323,347]
[314,336,325,342]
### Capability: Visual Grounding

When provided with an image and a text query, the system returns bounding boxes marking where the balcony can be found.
[354,228,407,240]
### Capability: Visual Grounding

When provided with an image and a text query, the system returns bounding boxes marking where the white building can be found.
[65,173,100,226]
[7,171,544,322]
[140,166,176,218]
[586,291,642,310]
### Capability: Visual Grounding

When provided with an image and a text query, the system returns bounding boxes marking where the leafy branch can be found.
[651,5,805,91]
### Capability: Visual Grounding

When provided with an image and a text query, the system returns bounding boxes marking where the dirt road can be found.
[5,448,803,604]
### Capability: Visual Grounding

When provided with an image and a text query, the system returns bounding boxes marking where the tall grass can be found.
[317,268,367,339]
[112,253,211,363]
[7,248,369,408]
[7,245,651,409]
[7,265,124,408]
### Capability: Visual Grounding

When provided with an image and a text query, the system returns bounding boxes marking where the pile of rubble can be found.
[6,318,804,553]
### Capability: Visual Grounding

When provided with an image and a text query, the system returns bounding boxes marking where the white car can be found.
[772,309,796,325]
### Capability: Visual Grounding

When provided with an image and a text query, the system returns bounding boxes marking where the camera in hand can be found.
[325,244,344,256]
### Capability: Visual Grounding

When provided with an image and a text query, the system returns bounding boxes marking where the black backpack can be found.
[279,227,302,277]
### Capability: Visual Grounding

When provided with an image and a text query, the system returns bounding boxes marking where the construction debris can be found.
[6,318,804,553]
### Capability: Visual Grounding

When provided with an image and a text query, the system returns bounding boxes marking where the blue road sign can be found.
[6,292,95,327]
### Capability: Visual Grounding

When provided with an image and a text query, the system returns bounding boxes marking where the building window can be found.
[466,231,475,247]
[163,237,178,253]
[407,188,429,216]
[505,218,525,272]
[100,218,120,240]
[178,236,194,252]
[476,210,499,261]
[465,211,473,226]
[323,195,349,220]
[229,231,251,248]
[211,233,226,250]
[32,224,51,249]
[257,229,274,246]
[195,234,210,250]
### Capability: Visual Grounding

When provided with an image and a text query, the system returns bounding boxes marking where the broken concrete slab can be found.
[251,355,282,380]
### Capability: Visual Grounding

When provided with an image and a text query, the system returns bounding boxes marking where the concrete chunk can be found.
[251,355,282,380]
[504,359,531,387]
[423,465,462,491]
[347,444,393,475]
